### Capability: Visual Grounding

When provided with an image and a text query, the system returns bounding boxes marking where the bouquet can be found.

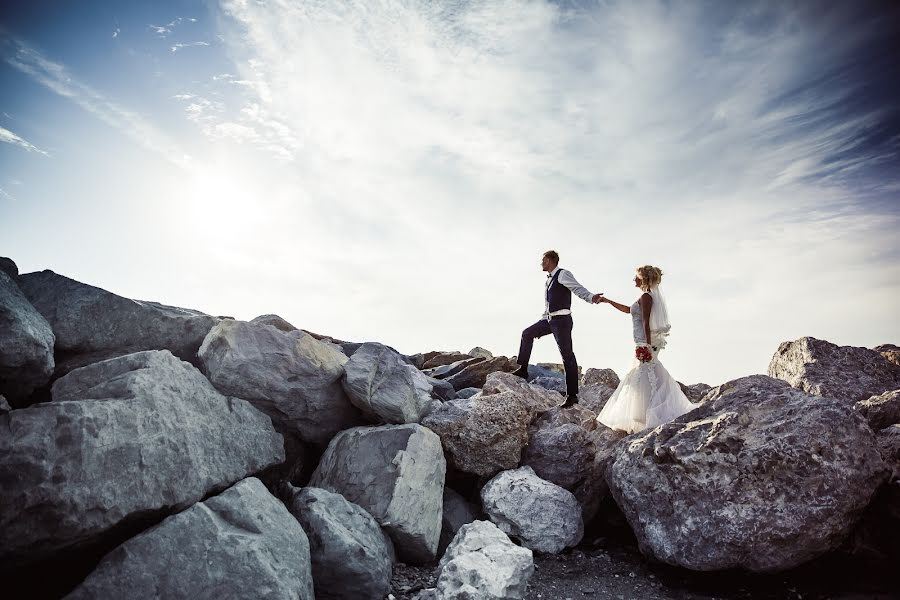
[635,345,653,363]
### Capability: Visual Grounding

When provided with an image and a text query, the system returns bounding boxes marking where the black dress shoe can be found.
[562,394,578,408]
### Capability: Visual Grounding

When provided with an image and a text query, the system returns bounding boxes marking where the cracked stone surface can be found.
[607,375,890,572]
[65,478,313,600]
[0,350,283,565]
[310,423,446,564]
[0,270,55,403]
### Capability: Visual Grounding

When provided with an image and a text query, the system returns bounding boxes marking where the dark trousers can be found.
[518,315,578,397]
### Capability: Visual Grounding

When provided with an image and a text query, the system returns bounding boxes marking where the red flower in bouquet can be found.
[635,345,653,363]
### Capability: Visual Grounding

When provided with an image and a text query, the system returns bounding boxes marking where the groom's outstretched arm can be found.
[558,269,600,304]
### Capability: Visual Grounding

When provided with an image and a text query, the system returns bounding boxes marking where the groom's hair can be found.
[543,250,559,264]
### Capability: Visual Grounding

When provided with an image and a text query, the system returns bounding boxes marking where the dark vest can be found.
[546,269,572,312]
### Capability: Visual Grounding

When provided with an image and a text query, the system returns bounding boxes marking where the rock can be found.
[17,270,219,377]
[876,424,900,481]
[855,390,900,431]
[282,486,392,600]
[427,376,456,401]
[250,313,298,332]
[454,387,480,399]
[342,342,434,424]
[875,344,900,367]
[578,383,617,414]
[581,368,620,389]
[421,373,561,478]
[679,382,712,402]
[0,350,283,565]
[607,374,890,572]
[531,376,567,394]
[768,337,900,403]
[0,256,18,279]
[521,407,626,522]
[65,478,313,600]
[468,347,494,359]
[0,395,9,413]
[198,319,364,446]
[481,466,583,554]
[423,352,472,369]
[443,356,519,391]
[0,271,55,403]
[310,424,446,564]
[439,487,479,555]
[424,356,484,380]
[433,520,533,600]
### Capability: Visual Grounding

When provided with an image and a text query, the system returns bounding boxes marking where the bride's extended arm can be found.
[640,293,653,344]
[599,297,631,314]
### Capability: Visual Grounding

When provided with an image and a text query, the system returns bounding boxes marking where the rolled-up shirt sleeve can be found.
[559,269,594,303]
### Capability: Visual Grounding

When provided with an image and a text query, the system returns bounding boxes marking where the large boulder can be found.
[0,256,17,279]
[481,466,583,554]
[17,270,218,377]
[342,342,434,424]
[281,486,392,600]
[439,487,480,554]
[581,368,619,389]
[251,313,298,332]
[309,424,446,563]
[0,270,54,403]
[421,372,561,478]
[877,424,900,481]
[768,337,900,403]
[679,382,712,403]
[422,351,472,369]
[443,356,518,390]
[855,390,900,431]
[198,319,364,446]
[607,375,890,572]
[65,478,313,600]
[875,344,900,367]
[521,407,626,522]
[0,350,283,565]
[431,520,533,600]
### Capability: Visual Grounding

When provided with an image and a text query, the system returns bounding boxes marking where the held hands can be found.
[592,293,605,304]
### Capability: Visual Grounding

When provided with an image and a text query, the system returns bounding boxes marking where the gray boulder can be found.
[607,374,890,572]
[198,319,364,446]
[310,424,446,563]
[423,351,472,369]
[421,372,561,478]
[18,270,219,377]
[0,350,283,565]
[251,313,298,332]
[481,466,583,554]
[0,256,17,279]
[0,270,54,403]
[468,347,494,359]
[454,387,480,399]
[443,356,518,390]
[522,407,626,522]
[432,520,533,600]
[768,337,900,403]
[855,390,900,431]
[342,342,434,424]
[427,376,456,401]
[0,394,9,413]
[65,478,313,600]
[877,424,900,481]
[579,382,617,414]
[679,382,712,402]
[581,368,619,388]
[531,376,567,394]
[282,486,392,600]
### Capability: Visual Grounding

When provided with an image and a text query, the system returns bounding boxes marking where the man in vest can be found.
[513,250,603,407]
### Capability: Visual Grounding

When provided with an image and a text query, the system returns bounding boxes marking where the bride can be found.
[595,265,695,433]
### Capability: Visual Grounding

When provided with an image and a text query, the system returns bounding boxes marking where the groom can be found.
[513,250,603,407]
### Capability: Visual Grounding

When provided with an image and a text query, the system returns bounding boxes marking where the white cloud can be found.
[149,17,197,38]
[170,41,210,52]
[2,37,191,169]
[0,125,49,156]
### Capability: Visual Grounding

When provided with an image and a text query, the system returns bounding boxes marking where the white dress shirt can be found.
[544,267,595,319]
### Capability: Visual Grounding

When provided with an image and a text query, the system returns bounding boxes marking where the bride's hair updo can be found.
[636,265,663,291]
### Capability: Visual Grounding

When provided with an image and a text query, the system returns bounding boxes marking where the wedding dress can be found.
[596,288,695,433]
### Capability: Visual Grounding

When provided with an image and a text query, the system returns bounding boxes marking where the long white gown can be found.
[596,299,695,433]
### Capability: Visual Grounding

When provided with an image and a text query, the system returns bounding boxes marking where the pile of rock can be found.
[2,257,899,599]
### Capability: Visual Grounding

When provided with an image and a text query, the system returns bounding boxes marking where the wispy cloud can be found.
[0,125,49,156]
[149,17,197,38]
[1,36,191,169]
[170,41,210,52]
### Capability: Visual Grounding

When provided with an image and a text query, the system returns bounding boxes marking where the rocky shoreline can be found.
[2,257,898,599]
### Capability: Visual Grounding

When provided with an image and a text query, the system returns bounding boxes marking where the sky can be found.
[1,0,899,386]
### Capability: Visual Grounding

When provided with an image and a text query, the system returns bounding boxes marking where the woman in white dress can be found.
[595,265,695,433]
